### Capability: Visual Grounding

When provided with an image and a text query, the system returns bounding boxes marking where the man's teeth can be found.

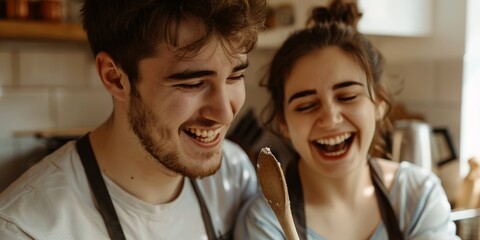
[316,133,351,145]
[187,128,222,143]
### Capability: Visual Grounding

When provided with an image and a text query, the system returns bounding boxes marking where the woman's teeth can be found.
[186,128,221,143]
[316,133,352,145]
[315,133,352,156]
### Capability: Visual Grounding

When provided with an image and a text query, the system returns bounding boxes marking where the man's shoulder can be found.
[198,138,257,193]
[0,141,93,236]
[0,141,80,200]
[222,139,247,155]
[220,139,255,176]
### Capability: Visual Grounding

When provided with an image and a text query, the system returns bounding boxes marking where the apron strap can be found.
[286,159,307,240]
[76,134,126,240]
[369,158,404,240]
[76,134,219,240]
[190,178,219,239]
[287,158,404,240]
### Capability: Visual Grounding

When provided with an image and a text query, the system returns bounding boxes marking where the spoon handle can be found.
[257,148,300,240]
[277,210,300,240]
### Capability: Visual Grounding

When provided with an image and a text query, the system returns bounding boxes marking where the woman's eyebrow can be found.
[333,81,364,90]
[288,89,317,104]
[287,81,364,103]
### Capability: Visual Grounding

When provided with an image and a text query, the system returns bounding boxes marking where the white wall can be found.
[459,0,480,176]
[0,41,112,191]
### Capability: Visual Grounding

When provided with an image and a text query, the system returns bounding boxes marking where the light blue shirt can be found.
[234,161,459,239]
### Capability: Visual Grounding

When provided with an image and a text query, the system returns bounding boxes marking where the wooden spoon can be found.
[256,147,300,240]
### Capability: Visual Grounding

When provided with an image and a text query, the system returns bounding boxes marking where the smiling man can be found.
[0,1,266,239]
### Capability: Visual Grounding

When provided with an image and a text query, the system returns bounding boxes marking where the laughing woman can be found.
[234,0,459,239]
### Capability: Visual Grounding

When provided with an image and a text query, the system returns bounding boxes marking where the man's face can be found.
[128,22,247,179]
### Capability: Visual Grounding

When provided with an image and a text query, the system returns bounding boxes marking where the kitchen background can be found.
[0,0,478,207]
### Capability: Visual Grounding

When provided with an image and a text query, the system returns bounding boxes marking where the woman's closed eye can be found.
[295,102,319,112]
[338,95,357,102]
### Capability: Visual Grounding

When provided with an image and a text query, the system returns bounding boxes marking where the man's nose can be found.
[200,86,234,124]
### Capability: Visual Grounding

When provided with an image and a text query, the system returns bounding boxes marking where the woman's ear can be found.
[279,121,290,139]
[96,52,130,102]
[375,100,387,121]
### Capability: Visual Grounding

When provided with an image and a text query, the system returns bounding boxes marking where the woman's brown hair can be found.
[261,0,393,158]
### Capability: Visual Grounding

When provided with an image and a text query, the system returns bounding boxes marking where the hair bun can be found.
[307,0,362,29]
[311,7,332,25]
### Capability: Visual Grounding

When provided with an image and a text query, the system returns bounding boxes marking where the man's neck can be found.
[88,121,184,205]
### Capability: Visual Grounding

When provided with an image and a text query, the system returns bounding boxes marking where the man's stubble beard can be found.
[127,88,221,179]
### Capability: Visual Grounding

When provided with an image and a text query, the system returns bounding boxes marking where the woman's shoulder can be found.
[375,158,400,190]
[376,158,439,192]
[395,160,440,185]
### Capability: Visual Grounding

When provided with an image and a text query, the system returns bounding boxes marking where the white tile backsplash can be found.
[435,59,463,104]
[0,51,13,86]
[386,61,436,102]
[19,50,87,87]
[54,88,112,128]
[0,89,52,138]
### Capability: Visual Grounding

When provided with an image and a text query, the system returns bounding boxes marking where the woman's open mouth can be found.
[314,133,354,157]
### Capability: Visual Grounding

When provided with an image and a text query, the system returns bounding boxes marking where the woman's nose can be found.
[315,102,343,129]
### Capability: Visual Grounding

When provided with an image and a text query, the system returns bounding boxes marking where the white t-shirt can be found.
[0,139,257,239]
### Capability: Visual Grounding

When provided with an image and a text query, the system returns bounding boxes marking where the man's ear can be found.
[376,100,387,121]
[96,52,130,102]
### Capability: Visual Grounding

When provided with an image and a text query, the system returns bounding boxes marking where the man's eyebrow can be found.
[288,90,317,104]
[167,70,215,80]
[167,61,249,80]
[332,81,364,90]
[233,61,249,72]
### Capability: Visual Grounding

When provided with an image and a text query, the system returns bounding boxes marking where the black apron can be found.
[286,158,404,240]
[75,134,220,240]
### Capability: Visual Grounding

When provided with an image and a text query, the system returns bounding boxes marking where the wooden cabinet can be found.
[0,20,87,41]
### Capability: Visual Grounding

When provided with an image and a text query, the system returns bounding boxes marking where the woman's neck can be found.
[298,159,374,205]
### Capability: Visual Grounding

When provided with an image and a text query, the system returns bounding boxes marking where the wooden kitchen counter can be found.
[14,127,93,139]
[14,127,93,153]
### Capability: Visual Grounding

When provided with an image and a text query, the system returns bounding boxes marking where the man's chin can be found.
[187,159,222,179]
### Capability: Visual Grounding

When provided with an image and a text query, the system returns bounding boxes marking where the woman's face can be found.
[282,46,379,178]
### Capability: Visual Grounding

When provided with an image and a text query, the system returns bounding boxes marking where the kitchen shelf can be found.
[257,26,297,49]
[0,20,87,42]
